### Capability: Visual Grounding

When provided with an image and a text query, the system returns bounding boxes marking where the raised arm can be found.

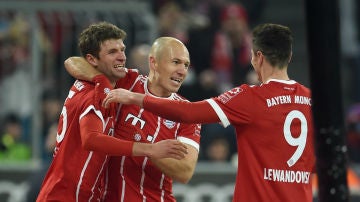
[64,56,101,81]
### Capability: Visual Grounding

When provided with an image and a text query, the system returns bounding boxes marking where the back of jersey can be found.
[214,79,315,202]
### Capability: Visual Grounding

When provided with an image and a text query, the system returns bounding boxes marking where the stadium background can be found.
[0,0,359,201]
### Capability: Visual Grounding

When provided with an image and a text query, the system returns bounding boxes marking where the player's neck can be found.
[262,68,289,82]
[146,79,172,98]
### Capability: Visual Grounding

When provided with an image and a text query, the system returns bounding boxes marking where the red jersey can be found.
[102,75,201,202]
[37,80,116,202]
[207,79,315,202]
[37,70,138,202]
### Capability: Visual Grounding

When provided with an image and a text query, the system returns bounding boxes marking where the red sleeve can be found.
[79,112,133,156]
[143,96,220,124]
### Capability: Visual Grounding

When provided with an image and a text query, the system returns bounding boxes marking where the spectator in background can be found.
[187,2,253,92]
[157,1,189,43]
[211,2,252,91]
[26,121,57,202]
[179,69,219,101]
[0,113,31,161]
[40,91,62,161]
[199,123,237,162]
[127,43,151,75]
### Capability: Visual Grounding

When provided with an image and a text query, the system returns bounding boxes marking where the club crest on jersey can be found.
[163,119,175,129]
[104,87,110,94]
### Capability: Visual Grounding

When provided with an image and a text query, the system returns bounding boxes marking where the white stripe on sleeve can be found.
[205,99,230,128]
[177,137,200,152]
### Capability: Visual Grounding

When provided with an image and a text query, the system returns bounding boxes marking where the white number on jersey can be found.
[283,110,307,167]
[56,106,68,143]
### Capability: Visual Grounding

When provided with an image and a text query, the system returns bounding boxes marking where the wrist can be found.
[133,142,152,157]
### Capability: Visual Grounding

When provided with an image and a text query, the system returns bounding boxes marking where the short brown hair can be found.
[252,23,293,68]
[78,21,126,58]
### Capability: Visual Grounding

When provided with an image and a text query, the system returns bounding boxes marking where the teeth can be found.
[114,64,124,69]
[172,78,181,83]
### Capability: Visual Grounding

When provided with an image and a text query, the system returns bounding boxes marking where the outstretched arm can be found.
[102,88,220,124]
[64,56,101,81]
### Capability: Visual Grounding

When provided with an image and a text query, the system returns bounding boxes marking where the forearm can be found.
[143,96,219,124]
[82,132,134,156]
[150,146,198,183]
[64,56,101,81]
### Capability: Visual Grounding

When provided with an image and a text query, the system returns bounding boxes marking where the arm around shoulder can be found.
[64,56,102,81]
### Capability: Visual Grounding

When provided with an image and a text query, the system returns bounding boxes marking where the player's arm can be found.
[102,88,220,124]
[150,144,198,183]
[80,112,187,159]
[64,56,101,81]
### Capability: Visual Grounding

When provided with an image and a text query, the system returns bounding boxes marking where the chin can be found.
[116,72,127,79]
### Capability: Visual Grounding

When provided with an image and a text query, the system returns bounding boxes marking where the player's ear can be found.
[149,56,157,71]
[86,54,98,67]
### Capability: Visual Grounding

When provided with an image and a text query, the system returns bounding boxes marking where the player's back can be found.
[214,79,315,202]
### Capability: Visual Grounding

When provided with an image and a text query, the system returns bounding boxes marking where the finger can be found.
[172,142,188,154]
[102,98,110,108]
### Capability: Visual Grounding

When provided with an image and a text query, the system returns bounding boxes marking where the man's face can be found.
[95,39,127,83]
[151,43,190,97]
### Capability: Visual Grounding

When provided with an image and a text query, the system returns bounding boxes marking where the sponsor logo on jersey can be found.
[218,87,243,103]
[74,80,85,91]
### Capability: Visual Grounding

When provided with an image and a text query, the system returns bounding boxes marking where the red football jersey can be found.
[102,75,201,202]
[37,80,116,202]
[206,79,315,202]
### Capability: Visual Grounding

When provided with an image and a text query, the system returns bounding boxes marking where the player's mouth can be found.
[114,64,125,69]
[171,77,183,84]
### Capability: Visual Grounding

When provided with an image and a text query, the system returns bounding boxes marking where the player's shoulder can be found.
[71,79,95,93]
[65,80,95,106]
[124,68,140,81]
[172,93,189,101]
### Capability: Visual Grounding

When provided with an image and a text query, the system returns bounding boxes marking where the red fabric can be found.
[102,75,201,202]
[144,79,316,202]
[80,113,133,156]
[93,74,113,109]
[143,95,219,124]
[37,80,113,202]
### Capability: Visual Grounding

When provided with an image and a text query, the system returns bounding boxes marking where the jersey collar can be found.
[264,79,297,84]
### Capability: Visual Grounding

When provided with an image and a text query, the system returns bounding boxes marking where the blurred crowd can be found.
[0,0,360,170]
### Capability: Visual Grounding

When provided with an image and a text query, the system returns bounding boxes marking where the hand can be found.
[102,88,142,108]
[93,75,114,109]
[148,140,188,160]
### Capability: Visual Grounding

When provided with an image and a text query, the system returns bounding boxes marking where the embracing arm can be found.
[102,89,220,124]
[80,112,187,159]
[151,144,198,183]
[64,56,101,81]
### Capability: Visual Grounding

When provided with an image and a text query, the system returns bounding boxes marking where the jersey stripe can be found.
[178,137,200,152]
[206,99,231,127]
